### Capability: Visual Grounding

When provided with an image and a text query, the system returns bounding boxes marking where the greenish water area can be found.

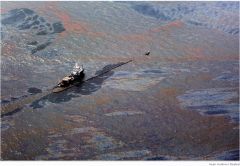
[1,2,239,160]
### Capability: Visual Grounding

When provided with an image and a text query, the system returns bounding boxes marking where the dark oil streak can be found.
[1,60,133,116]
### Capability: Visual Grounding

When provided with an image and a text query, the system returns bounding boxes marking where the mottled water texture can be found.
[30,63,118,109]
[130,2,239,35]
[177,88,239,122]
[1,8,65,54]
[2,8,65,35]
[1,1,239,160]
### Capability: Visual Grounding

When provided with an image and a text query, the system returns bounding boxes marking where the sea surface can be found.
[1,2,239,160]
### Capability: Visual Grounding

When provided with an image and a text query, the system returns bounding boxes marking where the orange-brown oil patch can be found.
[145,85,238,157]
[94,95,112,106]
[116,20,184,50]
[184,47,205,61]
[39,2,106,40]
[163,20,184,30]
[71,52,238,67]
[161,87,179,97]
[92,46,238,63]
[196,116,239,150]
[150,20,184,34]
[64,114,87,124]
[1,2,44,14]
[2,41,17,56]
[1,110,89,159]
[179,45,239,62]
[166,100,237,148]
[0,8,7,14]
[182,53,238,62]
[0,3,21,14]
[1,125,47,159]
[197,73,213,81]
[118,20,184,43]
[119,33,152,43]
[43,2,87,36]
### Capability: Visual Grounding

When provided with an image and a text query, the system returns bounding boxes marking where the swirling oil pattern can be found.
[1,2,239,160]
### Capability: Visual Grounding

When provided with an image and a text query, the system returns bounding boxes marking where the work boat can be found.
[58,63,85,87]
[52,59,133,93]
[53,63,85,93]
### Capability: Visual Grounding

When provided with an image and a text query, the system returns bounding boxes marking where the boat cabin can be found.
[57,63,85,87]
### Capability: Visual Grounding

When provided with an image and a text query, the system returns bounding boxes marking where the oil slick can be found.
[130,2,239,35]
[37,125,125,160]
[177,88,239,123]
[1,8,65,35]
[1,8,65,54]
[95,149,151,160]
[105,111,145,117]
[104,69,166,91]
[1,1,239,161]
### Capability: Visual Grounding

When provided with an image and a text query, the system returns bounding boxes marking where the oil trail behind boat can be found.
[1,60,133,116]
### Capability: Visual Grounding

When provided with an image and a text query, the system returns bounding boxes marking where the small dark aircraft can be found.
[145,51,150,56]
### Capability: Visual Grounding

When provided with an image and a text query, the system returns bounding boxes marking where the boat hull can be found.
[53,73,85,93]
